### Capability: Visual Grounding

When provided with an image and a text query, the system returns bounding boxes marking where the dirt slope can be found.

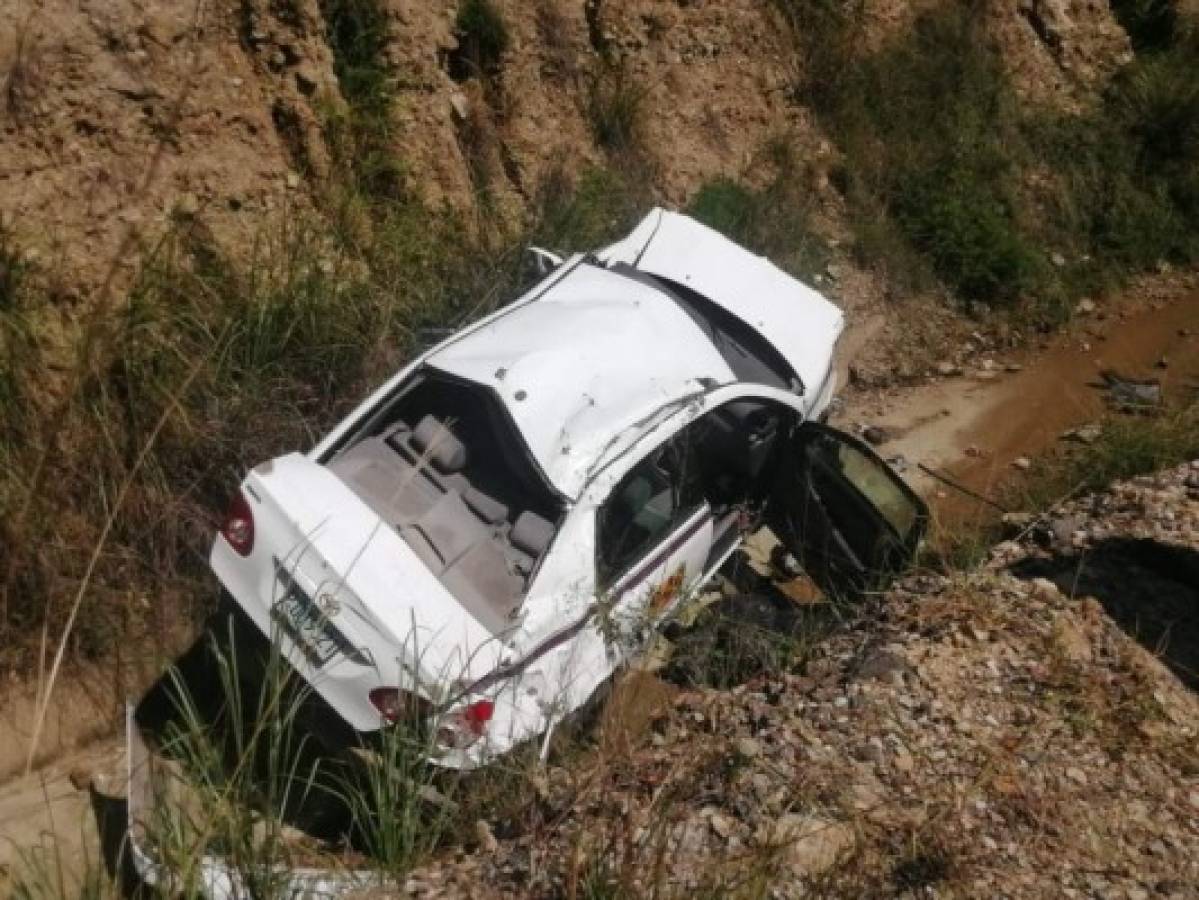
[1,0,1133,297]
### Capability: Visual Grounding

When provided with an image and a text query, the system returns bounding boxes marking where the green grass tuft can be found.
[454,0,510,79]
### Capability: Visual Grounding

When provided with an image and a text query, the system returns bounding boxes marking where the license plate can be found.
[272,586,341,666]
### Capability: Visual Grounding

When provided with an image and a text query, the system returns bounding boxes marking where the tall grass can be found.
[775,2,1199,316]
[686,145,831,282]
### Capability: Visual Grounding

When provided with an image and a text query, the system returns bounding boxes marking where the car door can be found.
[766,422,929,599]
[594,438,713,656]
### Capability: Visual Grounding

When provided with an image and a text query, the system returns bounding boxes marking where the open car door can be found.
[766,423,929,599]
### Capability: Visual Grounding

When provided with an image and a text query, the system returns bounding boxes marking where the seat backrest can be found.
[410,415,468,474]
[511,511,555,557]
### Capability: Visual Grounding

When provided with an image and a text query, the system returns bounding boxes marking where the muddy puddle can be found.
[859,292,1199,524]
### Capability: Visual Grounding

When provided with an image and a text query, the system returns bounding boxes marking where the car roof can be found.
[427,262,737,499]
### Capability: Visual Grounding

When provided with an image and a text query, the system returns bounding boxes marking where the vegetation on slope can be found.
[749,1,1199,318]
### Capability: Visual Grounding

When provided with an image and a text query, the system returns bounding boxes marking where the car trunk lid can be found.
[599,208,845,397]
[221,453,504,692]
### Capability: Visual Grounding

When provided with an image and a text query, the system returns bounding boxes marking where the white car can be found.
[209,208,928,768]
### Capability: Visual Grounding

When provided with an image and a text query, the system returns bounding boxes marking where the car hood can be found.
[235,453,506,690]
[599,208,846,397]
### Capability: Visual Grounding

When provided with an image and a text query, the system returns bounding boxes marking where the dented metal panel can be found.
[428,263,737,500]
[599,208,846,399]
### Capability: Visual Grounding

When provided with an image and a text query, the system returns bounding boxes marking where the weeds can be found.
[687,150,831,281]
[1018,398,1199,511]
[0,226,32,442]
[586,61,648,159]
[777,2,1199,315]
[320,0,403,200]
[451,0,510,81]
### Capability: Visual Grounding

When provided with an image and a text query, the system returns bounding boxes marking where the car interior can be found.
[596,399,786,589]
[326,371,563,633]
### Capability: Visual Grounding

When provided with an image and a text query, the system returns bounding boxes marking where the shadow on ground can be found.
[1009,538,1199,689]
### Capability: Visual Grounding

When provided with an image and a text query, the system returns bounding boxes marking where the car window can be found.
[810,432,920,541]
[597,441,701,588]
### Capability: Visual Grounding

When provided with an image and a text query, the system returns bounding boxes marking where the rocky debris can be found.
[399,463,1199,898]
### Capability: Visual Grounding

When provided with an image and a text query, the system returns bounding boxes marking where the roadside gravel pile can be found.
[404,464,1199,898]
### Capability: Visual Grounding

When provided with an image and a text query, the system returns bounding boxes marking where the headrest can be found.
[463,487,509,525]
[511,511,554,556]
[411,415,467,473]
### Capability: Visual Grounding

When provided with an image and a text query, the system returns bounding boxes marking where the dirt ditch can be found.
[849,291,1199,523]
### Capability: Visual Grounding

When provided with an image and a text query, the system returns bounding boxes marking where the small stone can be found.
[857,649,907,681]
[736,737,762,760]
[175,192,199,217]
[759,815,855,876]
[1053,620,1092,663]
[450,91,470,120]
[1065,766,1088,785]
[474,819,499,853]
[1031,578,1060,601]
[1061,423,1101,445]
[285,172,301,189]
[708,811,735,840]
[1012,456,1032,471]
[1051,251,1067,268]
[1075,297,1096,314]
[936,361,963,377]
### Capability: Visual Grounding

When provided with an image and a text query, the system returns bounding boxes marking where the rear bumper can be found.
[124,705,372,899]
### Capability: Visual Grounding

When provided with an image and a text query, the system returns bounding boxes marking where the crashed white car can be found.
[210,209,928,768]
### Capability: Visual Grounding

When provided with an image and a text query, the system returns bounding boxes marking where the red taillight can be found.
[369,687,431,724]
[462,699,494,733]
[436,698,495,749]
[220,489,255,556]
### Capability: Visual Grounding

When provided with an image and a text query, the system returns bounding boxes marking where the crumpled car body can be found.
[204,208,929,770]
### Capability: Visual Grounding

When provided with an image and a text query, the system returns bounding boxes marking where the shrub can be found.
[453,0,510,79]
[1110,0,1178,52]
[586,62,647,157]
[320,0,403,200]
[687,166,830,281]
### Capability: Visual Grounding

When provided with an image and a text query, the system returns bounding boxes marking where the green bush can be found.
[687,166,830,281]
[320,0,403,199]
[1110,0,1178,52]
[454,0,510,78]
[775,1,1199,311]
[586,62,647,157]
